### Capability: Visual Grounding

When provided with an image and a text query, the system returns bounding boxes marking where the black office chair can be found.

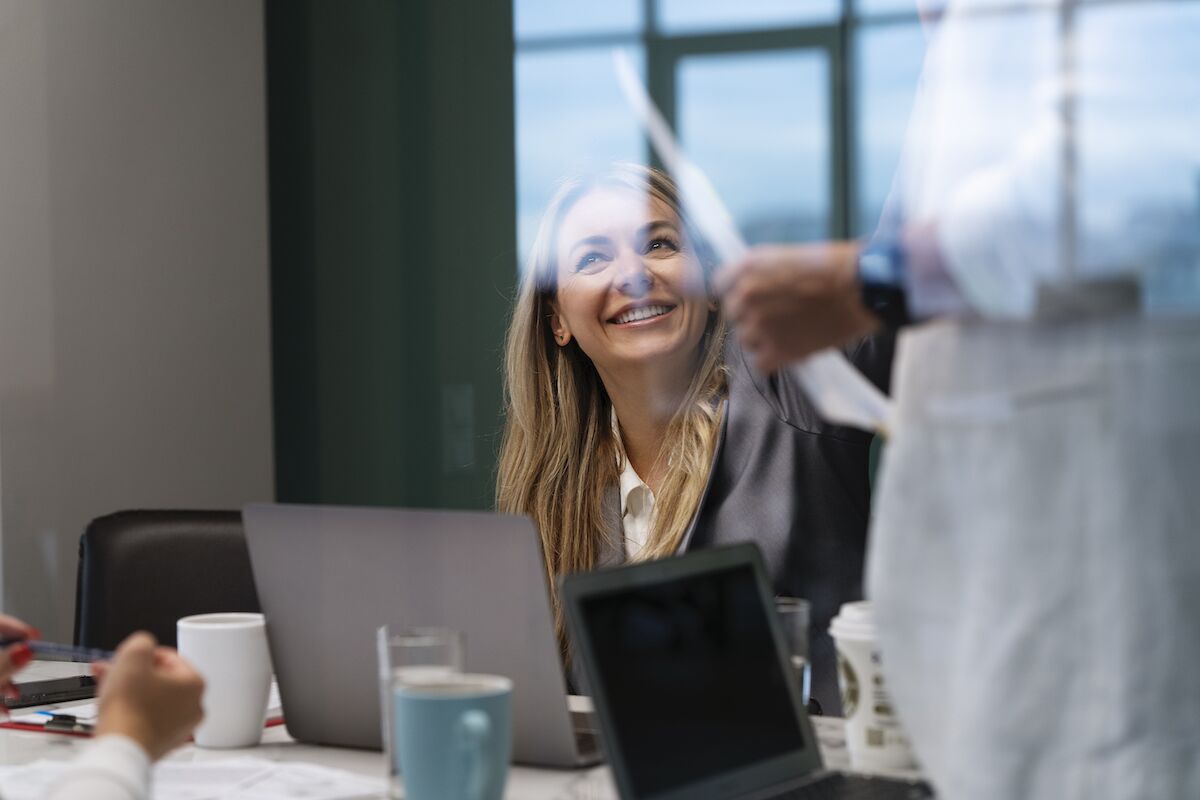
[73,509,261,650]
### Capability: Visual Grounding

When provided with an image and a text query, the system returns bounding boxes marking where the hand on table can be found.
[717,242,880,373]
[93,632,205,761]
[0,614,39,707]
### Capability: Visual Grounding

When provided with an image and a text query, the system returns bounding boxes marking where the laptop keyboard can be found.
[772,772,935,800]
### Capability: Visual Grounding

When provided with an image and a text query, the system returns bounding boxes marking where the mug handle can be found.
[456,709,492,800]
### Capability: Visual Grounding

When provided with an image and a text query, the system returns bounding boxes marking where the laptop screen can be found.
[577,560,807,797]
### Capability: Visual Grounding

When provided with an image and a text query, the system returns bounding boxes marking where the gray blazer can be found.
[596,334,894,715]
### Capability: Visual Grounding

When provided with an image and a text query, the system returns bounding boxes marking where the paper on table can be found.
[0,757,383,800]
[612,51,895,433]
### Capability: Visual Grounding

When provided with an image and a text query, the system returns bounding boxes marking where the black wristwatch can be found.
[858,240,911,329]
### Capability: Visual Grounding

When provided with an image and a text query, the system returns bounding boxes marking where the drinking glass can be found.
[377,626,464,799]
[775,597,811,707]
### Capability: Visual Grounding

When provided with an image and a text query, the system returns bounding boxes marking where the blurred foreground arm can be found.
[0,613,38,702]
[46,632,204,800]
[718,242,882,373]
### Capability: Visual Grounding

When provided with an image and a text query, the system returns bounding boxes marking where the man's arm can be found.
[716,242,881,373]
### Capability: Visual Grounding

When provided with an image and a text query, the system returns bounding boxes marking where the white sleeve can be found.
[44,734,151,800]
[934,121,1061,318]
[899,0,1199,318]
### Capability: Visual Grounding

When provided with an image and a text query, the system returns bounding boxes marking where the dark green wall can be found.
[266,0,516,509]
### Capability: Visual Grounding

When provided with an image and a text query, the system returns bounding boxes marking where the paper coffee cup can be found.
[829,602,915,772]
[177,612,273,748]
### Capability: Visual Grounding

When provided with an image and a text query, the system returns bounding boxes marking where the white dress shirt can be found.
[44,734,151,800]
[895,0,1200,318]
[617,452,655,560]
[612,411,656,560]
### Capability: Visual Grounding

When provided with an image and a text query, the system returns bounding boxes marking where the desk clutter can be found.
[0,757,382,800]
[0,504,932,800]
[2,684,284,738]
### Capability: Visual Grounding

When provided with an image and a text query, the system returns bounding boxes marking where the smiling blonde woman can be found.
[497,164,891,713]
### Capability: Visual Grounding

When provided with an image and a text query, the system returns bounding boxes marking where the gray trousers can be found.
[868,316,1200,799]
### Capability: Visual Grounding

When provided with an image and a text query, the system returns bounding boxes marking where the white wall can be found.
[0,0,274,640]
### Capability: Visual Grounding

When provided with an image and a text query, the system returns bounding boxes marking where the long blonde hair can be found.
[496,164,728,638]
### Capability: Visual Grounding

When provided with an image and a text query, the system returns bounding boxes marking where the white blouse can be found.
[617,453,655,560]
[45,734,151,800]
[612,410,656,560]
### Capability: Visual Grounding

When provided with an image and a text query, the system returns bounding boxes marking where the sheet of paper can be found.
[0,757,382,800]
[612,51,895,433]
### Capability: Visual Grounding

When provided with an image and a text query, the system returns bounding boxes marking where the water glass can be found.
[377,626,464,799]
[775,597,811,707]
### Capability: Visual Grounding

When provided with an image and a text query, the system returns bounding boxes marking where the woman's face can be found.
[549,185,712,381]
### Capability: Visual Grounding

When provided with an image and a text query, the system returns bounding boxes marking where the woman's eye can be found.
[574,252,608,273]
[645,237,680,255]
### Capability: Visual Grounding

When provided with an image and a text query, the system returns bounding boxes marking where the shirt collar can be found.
[618,456,650,520]
[612,408,651,519]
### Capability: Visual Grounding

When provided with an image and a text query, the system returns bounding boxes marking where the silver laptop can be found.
[242,502,601,768]
[561,544,934,799]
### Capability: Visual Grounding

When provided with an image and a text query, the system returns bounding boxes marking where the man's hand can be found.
[93,632,205,761]
[717,242,880,372]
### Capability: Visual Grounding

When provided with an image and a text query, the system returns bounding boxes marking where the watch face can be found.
[858,245,904,288]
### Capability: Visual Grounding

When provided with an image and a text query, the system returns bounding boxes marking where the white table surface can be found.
[3,660,890,799]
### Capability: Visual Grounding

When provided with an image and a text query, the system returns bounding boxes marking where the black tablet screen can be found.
[579,562,806,797]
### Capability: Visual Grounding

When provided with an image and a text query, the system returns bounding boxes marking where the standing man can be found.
[719,2,1200,798]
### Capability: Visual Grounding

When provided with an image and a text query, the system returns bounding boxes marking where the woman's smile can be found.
[608,303,677,327]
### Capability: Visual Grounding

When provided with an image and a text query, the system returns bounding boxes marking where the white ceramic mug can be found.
[177,612,272,748]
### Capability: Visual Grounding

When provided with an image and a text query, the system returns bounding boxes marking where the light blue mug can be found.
[393,674,513,800]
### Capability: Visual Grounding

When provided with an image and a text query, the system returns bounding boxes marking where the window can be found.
[514,0,641,39]
[854,21,924,235]
[678,51,831,242]
[514,0,1200,276]
[513,3,842,264]
[657,0,840,33]
[514,47,646,260]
